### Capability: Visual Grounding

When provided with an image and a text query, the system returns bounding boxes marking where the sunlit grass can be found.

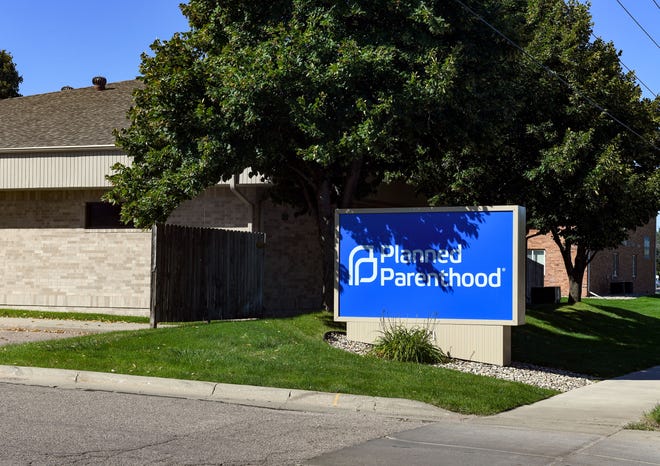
[0,312,554,415]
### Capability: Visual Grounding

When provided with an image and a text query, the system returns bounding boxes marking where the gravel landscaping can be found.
[325,331,598,392]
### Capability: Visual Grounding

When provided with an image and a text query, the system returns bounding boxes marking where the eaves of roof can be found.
[0,145,118,154]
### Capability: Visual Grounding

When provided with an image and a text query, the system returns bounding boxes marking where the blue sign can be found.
[335,207,524,323]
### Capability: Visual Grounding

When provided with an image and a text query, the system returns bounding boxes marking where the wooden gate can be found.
[150,223,265,327]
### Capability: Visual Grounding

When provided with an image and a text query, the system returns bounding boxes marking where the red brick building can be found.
[527,219,657,299]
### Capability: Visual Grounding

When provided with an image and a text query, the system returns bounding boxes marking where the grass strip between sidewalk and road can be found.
[0,296,658,415]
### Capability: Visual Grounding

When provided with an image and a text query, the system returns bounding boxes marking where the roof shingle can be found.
[0,80,141,149]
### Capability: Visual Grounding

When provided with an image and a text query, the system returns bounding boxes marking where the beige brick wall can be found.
[0,189,151,315]
[167,188,252,229]
[0,229,151,313]
[0,189,108,228]
[0,186,325,316]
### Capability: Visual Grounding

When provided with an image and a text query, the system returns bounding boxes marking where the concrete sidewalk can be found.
[0,317,151,333]
[308,366,660,465]
[1,316,659,464]
[479,365,660,435]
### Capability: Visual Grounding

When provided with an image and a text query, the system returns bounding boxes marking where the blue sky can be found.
[0,0,188,95]
[1,1,657,98]
[587,0,659,100]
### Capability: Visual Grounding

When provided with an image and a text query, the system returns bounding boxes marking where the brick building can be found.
[0,79,324,316]
[527,221,657,299]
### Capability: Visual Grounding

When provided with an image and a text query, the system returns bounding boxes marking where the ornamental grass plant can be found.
[370,320,449,364]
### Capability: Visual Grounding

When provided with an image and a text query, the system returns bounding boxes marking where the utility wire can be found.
[616,0,660,49]
[449,0,659,151]
[619,61,658,98]
[652,0,660,10]
[590,32,658,98]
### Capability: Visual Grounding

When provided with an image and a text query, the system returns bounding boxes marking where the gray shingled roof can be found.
[0,80,141,149]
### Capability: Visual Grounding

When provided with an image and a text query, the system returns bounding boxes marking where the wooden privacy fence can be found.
[150,223,265,327]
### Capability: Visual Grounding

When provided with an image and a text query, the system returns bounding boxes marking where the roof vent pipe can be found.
[92,76,107,91]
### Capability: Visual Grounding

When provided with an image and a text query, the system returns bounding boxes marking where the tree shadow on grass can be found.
[513,301,660,378]
[317,312,346,331]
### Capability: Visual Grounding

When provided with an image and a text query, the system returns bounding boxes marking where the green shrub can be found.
[371,321,449,364]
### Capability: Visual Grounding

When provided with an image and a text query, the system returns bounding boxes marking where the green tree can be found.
[413,0,660,303]
[522,1,659,303]
[0,50,22,98]
[106,0,531,310]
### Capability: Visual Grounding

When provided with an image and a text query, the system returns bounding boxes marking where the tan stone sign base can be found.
[347,320,511,366]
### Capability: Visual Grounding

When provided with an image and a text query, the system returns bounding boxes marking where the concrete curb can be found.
[0,365,458,422]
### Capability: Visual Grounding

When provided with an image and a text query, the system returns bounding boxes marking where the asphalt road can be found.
[0,382,426,465]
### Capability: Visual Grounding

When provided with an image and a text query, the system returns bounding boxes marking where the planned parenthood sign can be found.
[335,206,525,325]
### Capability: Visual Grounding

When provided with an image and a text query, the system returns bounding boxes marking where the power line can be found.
[449,0,659,152]
[616,0,660,49]
[652,0,660,10]
[590,32,658,98]
[619,61,658,98]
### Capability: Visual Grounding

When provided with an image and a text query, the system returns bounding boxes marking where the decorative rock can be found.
[324,331,597,392]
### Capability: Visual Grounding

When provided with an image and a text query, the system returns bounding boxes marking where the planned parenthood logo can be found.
[348,243,504,289]
[336,208,522,322]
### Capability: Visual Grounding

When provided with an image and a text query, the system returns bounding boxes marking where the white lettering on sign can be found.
[348,244,505,288]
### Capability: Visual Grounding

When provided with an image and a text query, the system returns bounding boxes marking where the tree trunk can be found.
[316,179,336,312]
[315,159,364,312]
[566,270,584,304]
[552,231,589,304]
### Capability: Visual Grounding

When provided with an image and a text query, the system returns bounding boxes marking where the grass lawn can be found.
[513,296,660,378]
[0,296,657,414]
[0,312,554,415]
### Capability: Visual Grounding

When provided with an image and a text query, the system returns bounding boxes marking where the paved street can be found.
[0,382,426,465]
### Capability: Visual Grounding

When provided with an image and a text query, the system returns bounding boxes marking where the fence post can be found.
[149,223,159,329]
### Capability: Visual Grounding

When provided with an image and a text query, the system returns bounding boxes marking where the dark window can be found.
[85,202,131,229]
[612,252,619,278]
